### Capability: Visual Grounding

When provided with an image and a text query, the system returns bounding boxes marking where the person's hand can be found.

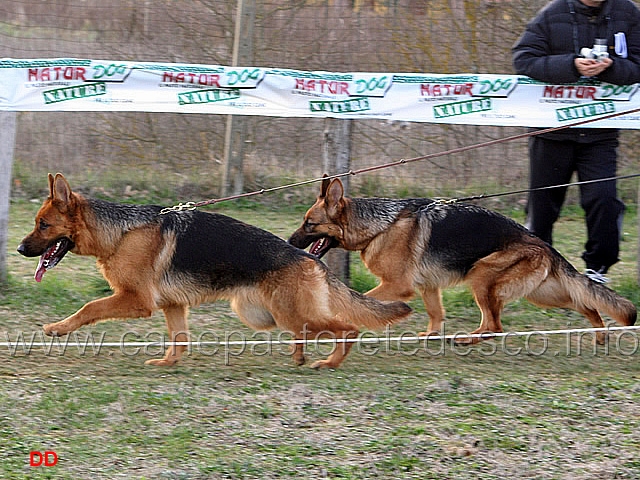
[574,57,613,77]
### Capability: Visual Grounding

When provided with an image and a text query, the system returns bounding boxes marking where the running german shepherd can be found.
[289,177,636,343]
[17,173,411,368]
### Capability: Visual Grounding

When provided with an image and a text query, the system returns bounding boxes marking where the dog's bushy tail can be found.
[327,274,412,329]
[567,269,637,326]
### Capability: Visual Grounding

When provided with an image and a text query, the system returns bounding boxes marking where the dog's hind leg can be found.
[457,246,550,344]
[43,292,154,337]
[145,304,190,366]
[301,321,359,369]
[417,286,446,336]
[290,340,306,366]
[366,281,415,302]
[456,286,505,345]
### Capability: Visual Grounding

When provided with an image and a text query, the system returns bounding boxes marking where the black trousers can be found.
[526,135,625,272]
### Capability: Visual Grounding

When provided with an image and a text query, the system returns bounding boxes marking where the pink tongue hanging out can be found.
[33,240,65,282]
[34,256,48,282]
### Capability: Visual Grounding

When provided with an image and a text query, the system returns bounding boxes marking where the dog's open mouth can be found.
[308,237,338,259]
[34,238,74,282]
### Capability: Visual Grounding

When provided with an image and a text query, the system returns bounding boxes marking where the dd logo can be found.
[29,451,58,467]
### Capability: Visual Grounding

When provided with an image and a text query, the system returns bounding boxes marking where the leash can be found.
[453,172,640,203]
[160,105,640,214]
[417,172,640,214]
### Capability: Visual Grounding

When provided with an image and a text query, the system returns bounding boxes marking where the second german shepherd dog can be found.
[17,173,411,368]
[289,177,637,343]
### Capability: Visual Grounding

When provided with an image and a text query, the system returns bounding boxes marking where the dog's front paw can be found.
[43,322,69,337]
[452,330,497,345]
[144,358,178,367]
[310,359,338,370]
[418,330,442,337]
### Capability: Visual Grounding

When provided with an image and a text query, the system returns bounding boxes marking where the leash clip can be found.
[419,197,458,213]
[159,202,197,215]
[432,197,458,206]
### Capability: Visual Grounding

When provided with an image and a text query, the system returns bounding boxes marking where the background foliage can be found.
[3,0,639,205]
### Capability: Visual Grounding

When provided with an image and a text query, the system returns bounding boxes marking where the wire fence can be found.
[3,0,639,207]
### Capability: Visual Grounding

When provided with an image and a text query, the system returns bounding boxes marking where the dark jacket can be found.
[512,0,640,141]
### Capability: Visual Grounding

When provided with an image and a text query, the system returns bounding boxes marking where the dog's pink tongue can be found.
[34,257,47,283]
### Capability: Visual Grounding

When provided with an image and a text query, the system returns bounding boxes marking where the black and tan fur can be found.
[289,178,636,343]
[17,173,411,368]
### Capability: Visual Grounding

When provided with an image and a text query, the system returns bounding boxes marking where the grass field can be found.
[1,197,640,479]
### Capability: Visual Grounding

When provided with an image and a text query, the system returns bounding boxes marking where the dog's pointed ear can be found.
[47,173,55,198]
[320,174,331,197]
[51,173,72,205]
[325,179,344,215]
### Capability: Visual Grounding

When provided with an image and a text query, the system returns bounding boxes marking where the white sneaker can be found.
[584,268,610,284]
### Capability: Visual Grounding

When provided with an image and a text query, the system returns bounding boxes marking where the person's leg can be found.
[576,138,625,274]
[526,136,575,245]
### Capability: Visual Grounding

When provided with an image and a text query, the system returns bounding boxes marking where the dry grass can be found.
[1,200,639,479]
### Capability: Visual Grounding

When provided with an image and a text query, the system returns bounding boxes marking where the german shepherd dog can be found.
[17,173,411,368]
[289,178,637,343]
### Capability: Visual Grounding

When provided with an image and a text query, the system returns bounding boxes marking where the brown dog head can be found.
[17,173,78,282]
[288,176,347,258]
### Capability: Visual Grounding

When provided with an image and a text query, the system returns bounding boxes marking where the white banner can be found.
[1,58,640,129]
